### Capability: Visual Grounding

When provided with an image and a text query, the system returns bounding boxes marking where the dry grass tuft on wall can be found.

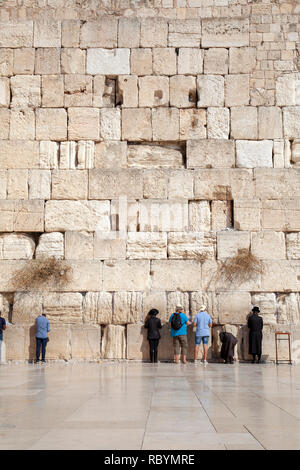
[11,257,72,291]
[218,249,264,286]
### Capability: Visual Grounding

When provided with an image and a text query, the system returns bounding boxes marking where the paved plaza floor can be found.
[0,361,300,450]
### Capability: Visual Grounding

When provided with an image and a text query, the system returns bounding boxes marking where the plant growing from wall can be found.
[217,249,264,286]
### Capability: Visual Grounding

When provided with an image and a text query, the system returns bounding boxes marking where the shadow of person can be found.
[140,325,149,361]
[28,324,36,363]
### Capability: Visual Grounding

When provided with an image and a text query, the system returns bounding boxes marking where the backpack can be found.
[171,312,182,331]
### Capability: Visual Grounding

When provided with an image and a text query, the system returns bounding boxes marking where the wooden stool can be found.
[275,332,292,365]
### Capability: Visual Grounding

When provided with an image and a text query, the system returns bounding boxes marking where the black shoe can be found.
[41,360,46,363]
[251,360,255,364]
[256,360,260,364]
[35,360,40,364]
[230,360,234,364]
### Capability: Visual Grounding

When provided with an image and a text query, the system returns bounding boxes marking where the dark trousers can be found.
[148,339,159,363]
[252,354,261,363]
[36,338,48,361]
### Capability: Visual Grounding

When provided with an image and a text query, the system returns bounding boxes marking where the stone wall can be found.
[0,0,300,362]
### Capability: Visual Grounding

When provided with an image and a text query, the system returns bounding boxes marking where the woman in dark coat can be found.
[144,309,162,363]
[219,331,237,364]
[248,306,263,363]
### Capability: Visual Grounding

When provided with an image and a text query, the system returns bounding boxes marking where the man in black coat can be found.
[219,331,237,364]
[248,306,263,363]
[144,309,162,363]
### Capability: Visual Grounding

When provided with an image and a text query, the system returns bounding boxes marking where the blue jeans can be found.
[36,338,48,362]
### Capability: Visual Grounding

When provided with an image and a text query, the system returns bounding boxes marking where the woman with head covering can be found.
[219,329,238,364]
[248,306,263,363]
[144,309,162,363]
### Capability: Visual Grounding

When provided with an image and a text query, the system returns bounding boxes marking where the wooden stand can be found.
[275,332,292,365]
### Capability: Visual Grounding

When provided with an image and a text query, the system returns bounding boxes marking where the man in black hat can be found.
[248,306,263,363]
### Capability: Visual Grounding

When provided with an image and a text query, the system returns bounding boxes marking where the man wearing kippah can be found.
[193,305,213,366]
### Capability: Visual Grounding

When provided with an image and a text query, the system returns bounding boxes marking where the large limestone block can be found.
[9,109,35,140]
[35,232,64,260]
[0,172,5,201]
[179,109,206,140]
[188,201,211,231]
[152,108,180,141]
[167,292,190,318]
[139,76,169,108]
[99,108,121,140]
[35,48,60,75]
[113,291,143,324]
[0,200,44,232]
[4,326,26,360]
[41,326,70,360]
[28,170,51,199]
[168,232,216,260]
[127,232,167,259]
[207,107,229,139]
[118,18,140,48]
[34,19,61,47]
[261,261,300,292]
[68,107,99,140]
[131,48,152,76]
[63,21,80,48]
[178,48,203,75]
[128,145,182,169]
[94,234,126,260]
[0,78,10,107]
[61,48,86,74]
[236,140,273,168]
[143,291,167,323]
[7,169,28,199]
[255,169,300,199]
[168,19,201,47]
[13,47,34,74]
[141,18,168,47]
[39,141,59,169]
[230,106,258,139]
[43,292,83,323]
[117,75,138,108]
[286,233,300,260]
[0,21,33,48]
[291,141,300,166]
[190,291,217,322]
[211,201,232,231]
[64,74,92,107]
[139,200,188,232]
[170,75,196,108]
[262,199,300,231]
[101,324,126,359]
[0,233,35,260]
[225,74,249,106]
[143,169,168,199]
[103,260,150,291]
[251,231,286,260]
[89,169,143,199]
[168,170,193,199]
[234,199,261,231]
[80,18,118,48]
[52,170,88,200]
[0,49,13,76]
[45,200,110,232]
[204,48,228,75]
[0,109,10,139]
[65,231,93,260]
[283,107,300,139]
[217,291,251,324]
[276,73,300,106]
[217,231,250,259]
[87,48,130,75]
[59,141,94,170]
[13,291,43,324]
[229,47,256,74]
[277,293,300,325]
[95,141,127,169]
[10,75,40,108]
[202,18,249,47]
[258,107,283,139]
[151,260,201,291]
[93,75,115,107]
[83,292,112,325]
[122,108,152,141]
[36,108,67,141]
[194,169,254,200]
[197,75,224,107]
[187,139,234,168]
[153,48,176,76]
[71,325,101,359]
[251,293,277,324]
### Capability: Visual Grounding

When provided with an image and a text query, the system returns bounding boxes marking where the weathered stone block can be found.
[7,169,28,199]
[35,232,64,259]
[152,108,180,141]
[255,169,300,199]
[251,293,277,324]
[167,291,190,318]
[225,74,249,106]
[93,75,115,107]
[195,169,255,200]
[43,292,83,323]
[211,201,232,231]
[261,261,300,292]
[41,75,64,107]
[141,18,168,47]
[100,108,121,140]
[187,139,235,168]
[68,107,99,140]
[286,233,300,260]
[217,231,250,259]
[94,235,126,260]
[236,140,273,168]
[0,109,10,139]
[151,260,201,291]
[34,19,61,47]
[36,108,67,141]
[118,18,140,48]
[277,293,300,325]
[35,48,60,74]
[139,200,188,232]
[139,76,169,107]
[178,48,203,75]
[71,325,100,359]
[13,48,35,74]
[276,73,300,106]
[65,231,93,260]
[87,48,130,75]
[10,75,41,108]
[230,106,258,140]
[283,107,300,139]
[168,170,193,199]
[83,291,112,325]
[28,169,49,200]
[197,75,224,107]
[204,48,228,75]
[4,326,26,360]
[258,107,283,139]
[101,324,126,359]
[128,145,182,169]
[0,78,10,107]
[0,21,33,48]
[80,18,118,48]
[89,169,143,199]
[0,233,35,260]
[103,260,150,291]
[202,18,249,47]
[0,49,13,77]
[62,20,80,47]
[153,48,176,76]
[113,291,143,324]
[234,199,261,231]
[61,48,85,74]
[251,231,286,259]
[131,48,152,76]
[229,47,256,74]
[143,291,167,323]
[179,109,206,140]
[217,291,251,324]
[39,141,58,170]
[168,19,201,47]
[168,232,216,260]
[122,108,152,141]
[0,170,7,199]
[59,141,94,170]
[9,109,35,140]
[12,291,43,324]
[207,107,229,139]
[262,199,300,231]
[170,75,196,108]
[94,141,127,169]
[0,200,44,232]
[127,232,167,259]
[45,200,110,232]
[52,170,88,200]
[64,75,92,107]
[188,201,211,232]
[117,75,138,108]
[143,170,168,199]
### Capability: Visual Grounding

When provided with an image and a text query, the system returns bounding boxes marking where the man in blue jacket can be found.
[169,305,191,364]
[35,312,50,363]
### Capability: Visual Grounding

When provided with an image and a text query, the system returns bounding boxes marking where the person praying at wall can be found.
[248,306,263,364]
[219,330,238,364]
[144,309,162,364]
